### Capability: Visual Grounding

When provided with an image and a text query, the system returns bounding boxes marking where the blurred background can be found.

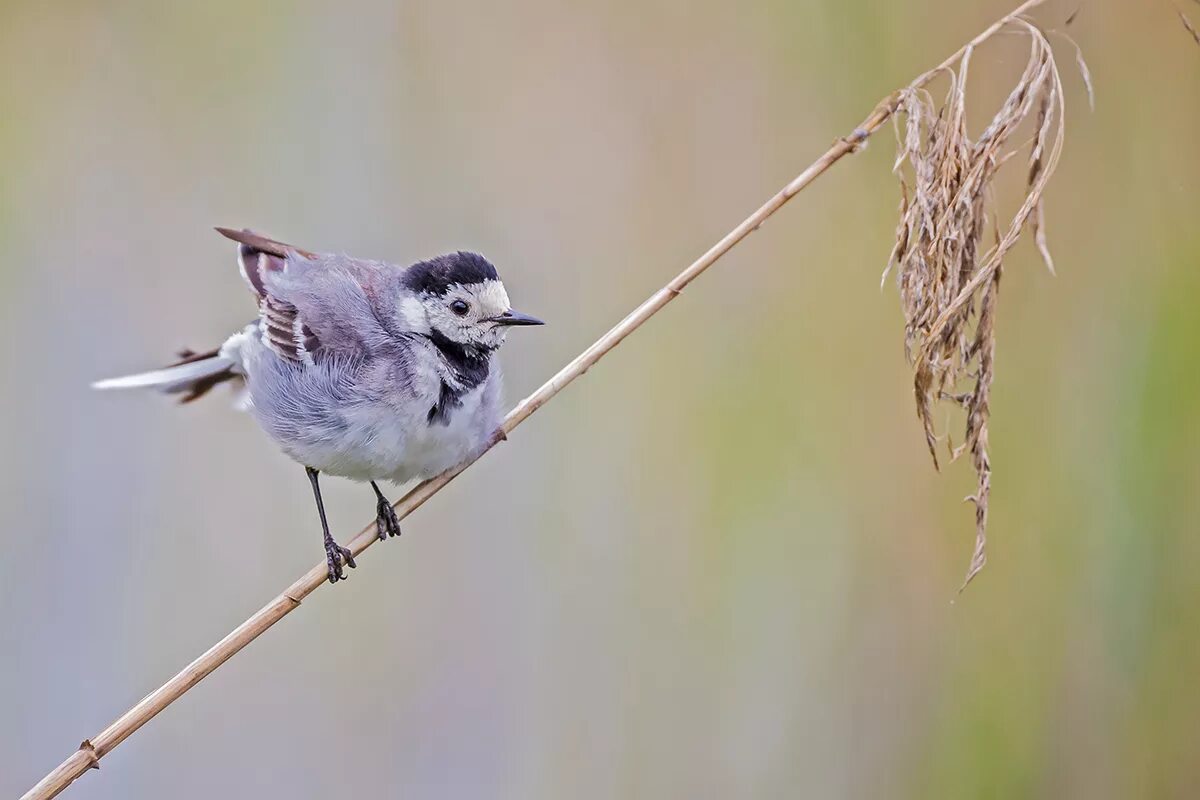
[2,0,1197,797]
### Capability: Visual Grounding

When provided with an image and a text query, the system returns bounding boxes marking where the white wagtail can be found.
[95,228,543,583]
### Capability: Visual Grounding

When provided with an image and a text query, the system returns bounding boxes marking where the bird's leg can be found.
[371,481,402,541]
[306,467,356,583]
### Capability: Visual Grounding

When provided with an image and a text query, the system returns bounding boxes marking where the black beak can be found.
[492,309,545,327]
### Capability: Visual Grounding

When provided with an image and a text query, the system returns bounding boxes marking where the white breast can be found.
[278,383,488,485]
[243,332,503,486]
[386,384,492,483]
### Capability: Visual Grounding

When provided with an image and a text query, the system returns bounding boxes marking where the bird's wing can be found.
[215,227,318,260]
[217,227,322,365]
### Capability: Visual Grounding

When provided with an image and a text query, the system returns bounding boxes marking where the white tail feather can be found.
[92,357,235,394]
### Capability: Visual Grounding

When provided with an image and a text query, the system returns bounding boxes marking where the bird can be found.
[94,228,544,583]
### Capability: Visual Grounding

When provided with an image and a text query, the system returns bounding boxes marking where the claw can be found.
[376,500,402,541]
[324,542,357,583]
[325,552,342,583]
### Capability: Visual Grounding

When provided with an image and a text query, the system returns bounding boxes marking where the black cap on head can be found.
[402,251,499,295]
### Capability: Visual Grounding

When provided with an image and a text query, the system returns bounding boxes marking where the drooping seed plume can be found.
[884,19,1073,589]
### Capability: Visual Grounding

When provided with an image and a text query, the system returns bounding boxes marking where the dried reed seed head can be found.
[885,19,1074,590]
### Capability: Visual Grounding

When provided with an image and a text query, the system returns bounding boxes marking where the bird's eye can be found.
[450,299,470,316]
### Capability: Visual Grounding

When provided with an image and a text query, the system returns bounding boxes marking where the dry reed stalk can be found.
[22,0,1063,796]
[1180,6,1200,46]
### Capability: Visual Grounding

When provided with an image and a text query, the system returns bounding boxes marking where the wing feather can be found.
[222,228,320,365]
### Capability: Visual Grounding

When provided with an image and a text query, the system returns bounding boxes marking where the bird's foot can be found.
[324,538,357,583]
[376,499,402,541]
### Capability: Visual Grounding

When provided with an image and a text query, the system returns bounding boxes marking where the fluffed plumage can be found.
[95,228,543,581]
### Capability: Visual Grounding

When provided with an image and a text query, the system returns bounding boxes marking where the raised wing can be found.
[215,227,317,260]
[216,227,321,365]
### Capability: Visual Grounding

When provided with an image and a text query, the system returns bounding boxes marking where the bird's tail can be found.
[92,347,242,404]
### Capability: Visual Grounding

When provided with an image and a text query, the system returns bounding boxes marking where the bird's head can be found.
[399,251,543,351]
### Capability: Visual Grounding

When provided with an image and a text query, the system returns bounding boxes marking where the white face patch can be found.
[473,280,512,316]
[398,295,429,333]
[422,279,513,348]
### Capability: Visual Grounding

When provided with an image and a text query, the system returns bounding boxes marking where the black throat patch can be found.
[426,329,493,425]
